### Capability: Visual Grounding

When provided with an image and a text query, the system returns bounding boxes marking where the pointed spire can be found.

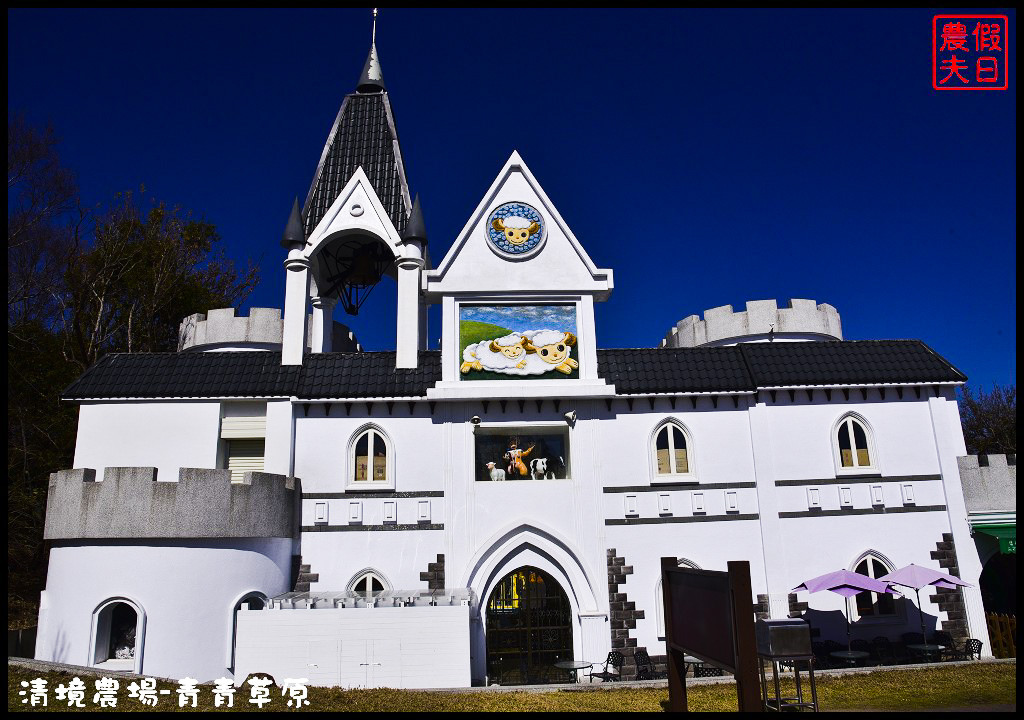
[402,194,427,245]
[280,197,305,248]
[356,43,385,93]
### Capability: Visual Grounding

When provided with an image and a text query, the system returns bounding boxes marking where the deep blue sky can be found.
[8,8,1016,388]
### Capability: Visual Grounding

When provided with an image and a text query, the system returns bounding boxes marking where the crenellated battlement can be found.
[661,298,842,348]
[178,307,286,351]
[178,307,360,352]
[957,454,1017,514]
[44,467,301,540]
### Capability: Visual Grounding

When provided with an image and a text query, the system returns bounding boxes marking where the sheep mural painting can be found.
[459,304,579,380]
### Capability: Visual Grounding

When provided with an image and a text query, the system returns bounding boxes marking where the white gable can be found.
[305,166,403,260]
[424,151,613,300]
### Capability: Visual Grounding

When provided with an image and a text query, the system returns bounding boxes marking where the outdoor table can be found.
[554,660,593,683]
[829,650,870,666]
[683,655,704,675]
[907,644,945,662]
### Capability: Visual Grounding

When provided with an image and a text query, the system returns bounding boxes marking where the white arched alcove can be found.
[225,590,268,674]
[90,596,147,675]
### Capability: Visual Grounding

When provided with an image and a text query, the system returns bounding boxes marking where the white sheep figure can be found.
[524,330,578,375]
[492,215,540,247]
[461,332,537,375]
[485,462,506,481]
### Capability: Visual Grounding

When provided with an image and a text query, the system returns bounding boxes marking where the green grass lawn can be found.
[8,662,1015,712]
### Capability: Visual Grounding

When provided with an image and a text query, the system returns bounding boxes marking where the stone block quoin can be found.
[606,548,646,680]
[420,554,446,590]
[44,467,300,540]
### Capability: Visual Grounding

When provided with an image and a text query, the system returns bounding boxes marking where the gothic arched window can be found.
[348,425,393,489]
[656,558,702,637]
[850,552,897,621]
[349,569,390,597]
[652,420,694,479]
[835,414,877,473]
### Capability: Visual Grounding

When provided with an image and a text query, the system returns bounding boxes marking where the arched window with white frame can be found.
[652,420,694,480]
[349,569,390,598]
[348,425,394,490]
[834,414,877,473]
[849,551,898,621]
[655,558,701,637]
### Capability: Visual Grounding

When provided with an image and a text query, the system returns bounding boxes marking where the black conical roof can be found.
[403,194,427,245]
[302,45,411,238]
[280,197,305,247]
[356,44,386,93]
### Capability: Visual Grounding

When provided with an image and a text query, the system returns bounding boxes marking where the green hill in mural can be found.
[459,320,514,352]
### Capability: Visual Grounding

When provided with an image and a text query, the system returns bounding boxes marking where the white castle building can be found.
[35,42,1011,687]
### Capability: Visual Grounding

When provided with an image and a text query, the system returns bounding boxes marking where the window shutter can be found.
[227,439,265,483]
[221,416,267,439]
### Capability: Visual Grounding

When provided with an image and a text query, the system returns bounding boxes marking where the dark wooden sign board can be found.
[661,557,762,712]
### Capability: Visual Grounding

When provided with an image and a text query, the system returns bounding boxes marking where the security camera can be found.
[564,410,577,425]
[470,415,481,425]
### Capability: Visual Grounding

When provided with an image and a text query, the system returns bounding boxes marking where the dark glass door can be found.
[485,566,573,685]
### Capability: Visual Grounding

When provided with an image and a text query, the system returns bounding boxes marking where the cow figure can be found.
[530,457,555,480]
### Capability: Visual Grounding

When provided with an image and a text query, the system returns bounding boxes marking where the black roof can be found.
[63,341,965,401]
[64,352,301,399]
[736,340,966,388]
[600,347,753,393]
[303,91,411,237]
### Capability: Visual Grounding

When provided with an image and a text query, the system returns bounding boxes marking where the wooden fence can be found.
[986,613,1016,658]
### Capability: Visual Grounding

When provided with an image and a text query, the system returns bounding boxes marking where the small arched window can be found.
[850,552,897,621]
[349,425,393,489]
[835,415,876,472]
[653,420,693,478]
[349,569,389,597]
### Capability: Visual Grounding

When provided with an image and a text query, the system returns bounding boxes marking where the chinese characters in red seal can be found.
[933,15,1008,90]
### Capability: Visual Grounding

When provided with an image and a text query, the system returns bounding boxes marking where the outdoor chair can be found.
[694,665,724,678]
[901,632,924,645]
[870,636,896,666]
[812,642,837,669]
[948,638,984,661]
[633,649,664,680]
[931,631,954,647]
[587,651,624,682]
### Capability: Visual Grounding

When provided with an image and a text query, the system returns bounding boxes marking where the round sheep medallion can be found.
[486,202,545,257]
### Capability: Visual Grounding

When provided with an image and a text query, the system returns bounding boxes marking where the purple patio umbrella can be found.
[792,570,903,653]
[878,564,973,645]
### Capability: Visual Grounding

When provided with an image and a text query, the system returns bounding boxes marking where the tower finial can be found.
[356,10,386,93]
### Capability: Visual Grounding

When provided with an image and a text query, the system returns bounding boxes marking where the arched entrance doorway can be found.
[485,566,573,685]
